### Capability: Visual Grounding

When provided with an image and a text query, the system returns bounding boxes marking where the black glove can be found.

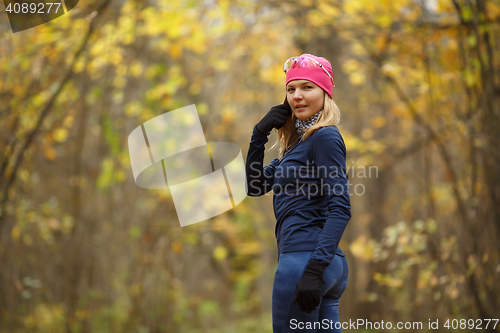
[292,259,329,313]
[255,104,292,135]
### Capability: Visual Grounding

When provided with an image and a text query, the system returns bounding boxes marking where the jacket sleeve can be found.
[245,125,280,197]
[310,126,351,265]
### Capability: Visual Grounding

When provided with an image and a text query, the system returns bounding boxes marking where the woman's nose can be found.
[294,91,303,99]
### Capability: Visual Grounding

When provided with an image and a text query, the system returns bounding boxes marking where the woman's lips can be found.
[296,106,307,111]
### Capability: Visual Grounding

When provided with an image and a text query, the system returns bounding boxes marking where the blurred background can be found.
[1,0,499,332]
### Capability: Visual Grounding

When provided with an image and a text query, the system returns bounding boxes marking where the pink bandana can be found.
[284,53,334,100]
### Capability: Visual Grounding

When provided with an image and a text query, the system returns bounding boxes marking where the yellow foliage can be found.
[44,147,56,160]
[188,30,207,54]
[361,128,373,139]
[213,245,228,261]
[350,235,375,261]
[371,116,386,128]
[171,240,183,253]
[125,101,142,117]
[129,60,144,77]
[260,65,283,85]
[113,76,127,88]
[63,115,74,128]
[169,43,183,60]
[19,169,30,183]
[236,241,262,256]
[308,10,326,28]
[390,103,407,117]
[417,270,432,289]
[376,14,393,28]
[381,63,398,76]
[343,0,365,15]
[109,48,123,66]
[351,42,366,56]
[374,272,404,288]
[74,57,86,73]
[23,304,65,330]
[197,103,209,115]
[212,58,230,71]
[375,35,388,52]
[11,225,21,241]
[222,107,235,124]
[485,1,500,20]
[189,83,202,95]
[341,59,361,74]
[116,64,128,76]
[349,71,366,85]
[318,2,341,18]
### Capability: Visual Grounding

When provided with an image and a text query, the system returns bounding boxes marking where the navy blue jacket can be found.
[246,125,351,265]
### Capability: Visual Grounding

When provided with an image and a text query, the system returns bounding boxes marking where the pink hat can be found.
[284,53,334,102]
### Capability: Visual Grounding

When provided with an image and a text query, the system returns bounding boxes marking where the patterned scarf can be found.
[295,109,322,139]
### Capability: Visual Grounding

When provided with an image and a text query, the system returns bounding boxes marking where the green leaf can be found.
[129,225,141,239]
[461,6,473,21]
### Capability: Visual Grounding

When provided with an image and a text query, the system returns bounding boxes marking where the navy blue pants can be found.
[272,251,349,333]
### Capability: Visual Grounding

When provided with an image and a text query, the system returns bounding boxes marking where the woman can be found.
[245,54,351,333]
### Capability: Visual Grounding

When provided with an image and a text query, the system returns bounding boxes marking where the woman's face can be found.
[286,80,325,121]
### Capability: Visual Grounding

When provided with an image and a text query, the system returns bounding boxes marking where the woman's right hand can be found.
[255,104,292,135]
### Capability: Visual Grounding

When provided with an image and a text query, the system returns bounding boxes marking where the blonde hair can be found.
[270,92,341,160]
